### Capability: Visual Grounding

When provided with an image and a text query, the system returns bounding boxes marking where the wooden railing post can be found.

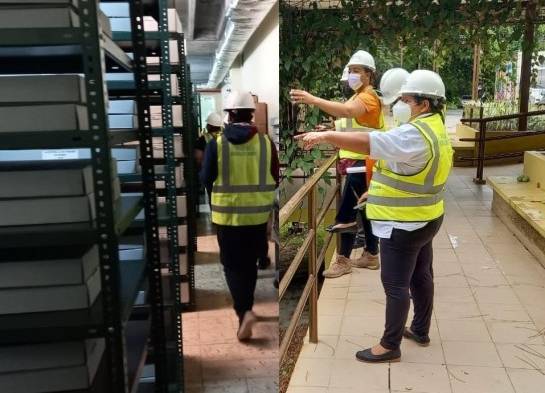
[308,181,318,343]
[474,106,487,184]
[278,155,340,362]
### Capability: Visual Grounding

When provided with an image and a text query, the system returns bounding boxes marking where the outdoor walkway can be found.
[183,215,279,393]
[288,164,545,393]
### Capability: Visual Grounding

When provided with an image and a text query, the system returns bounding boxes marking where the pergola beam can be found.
[472,41,481,101]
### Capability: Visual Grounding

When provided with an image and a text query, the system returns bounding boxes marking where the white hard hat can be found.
[380,68,410,105]
[223,90,256,111]
[400,69,446,100]
[340,66,349,82]
[206,112,223,127]
[346,50,376,72]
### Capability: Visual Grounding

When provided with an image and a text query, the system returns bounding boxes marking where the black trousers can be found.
[216,223,268,322]
[379,216,443,350]
[337,161,379,257]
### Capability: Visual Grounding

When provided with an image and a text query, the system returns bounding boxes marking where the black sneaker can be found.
[403,327,430,347]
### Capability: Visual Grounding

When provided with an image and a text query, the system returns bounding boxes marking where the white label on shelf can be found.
[41,149,79,160]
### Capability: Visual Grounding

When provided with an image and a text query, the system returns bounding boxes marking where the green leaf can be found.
[311,148,322,160]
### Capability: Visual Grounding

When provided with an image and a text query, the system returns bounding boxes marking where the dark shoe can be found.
[355,347,401,363]
[403,327,430,347]
[326,222,357,233]
[258,256,271,270]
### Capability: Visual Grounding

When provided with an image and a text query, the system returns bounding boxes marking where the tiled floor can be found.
[183,219,279,393]
[287,164,545,393]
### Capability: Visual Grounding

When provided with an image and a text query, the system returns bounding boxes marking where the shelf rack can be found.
[0,1,167,392]
[106,0,200,391]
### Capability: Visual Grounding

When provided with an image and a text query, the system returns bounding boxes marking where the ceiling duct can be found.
[206,0,277,88]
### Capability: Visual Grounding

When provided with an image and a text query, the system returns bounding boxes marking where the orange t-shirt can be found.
[354,86,382,184]
[353,86,382,129]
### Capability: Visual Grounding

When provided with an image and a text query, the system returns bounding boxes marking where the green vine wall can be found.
[279,0,539,179]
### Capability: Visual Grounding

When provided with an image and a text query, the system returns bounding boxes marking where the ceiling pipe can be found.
[206,0,277,88]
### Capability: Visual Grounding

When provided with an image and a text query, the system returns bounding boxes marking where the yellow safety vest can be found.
[204,131,221,143]
[211,134,276,226]
[366,113,453,222]
[337,90,385,160]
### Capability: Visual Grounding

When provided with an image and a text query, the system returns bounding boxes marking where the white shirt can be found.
[367,114,433,238]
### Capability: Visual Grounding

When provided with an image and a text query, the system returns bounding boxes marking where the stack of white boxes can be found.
[0,158,121,391]
[0,160,120,228]
[0,74,89,133]
[0,1,111,37]
[0,161,122,313]
[100,3,181,34]
[0,338,106,393]
[108,99,138,129]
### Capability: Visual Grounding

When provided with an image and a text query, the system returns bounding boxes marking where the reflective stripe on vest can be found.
[338,90,385,160]
[211,134,275,226]
[366,113,453,222]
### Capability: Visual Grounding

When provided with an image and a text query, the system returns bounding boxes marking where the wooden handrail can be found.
[459,129,545,142]
[279,153,341,364]
[461,109,545,123]
[280,154,336,226]
[279,229,314,300]
[280,275,314,363]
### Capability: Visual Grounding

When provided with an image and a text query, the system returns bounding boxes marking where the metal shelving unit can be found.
[0,1,166,392]
[107,0,199,391]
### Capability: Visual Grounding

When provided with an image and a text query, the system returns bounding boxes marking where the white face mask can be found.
[392,101,411,125]
[348,73,363,91]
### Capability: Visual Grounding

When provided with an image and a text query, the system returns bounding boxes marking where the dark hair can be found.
[363,67,376,87]
[227,109,254,123]
[207,124,221,133]
[414,95,445,123]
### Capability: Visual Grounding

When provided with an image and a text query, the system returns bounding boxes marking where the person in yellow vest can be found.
[195,112,224,212]
[195,112,223,168]
[295,70,453,363]
[200,91,279,340]
[290,50,384,279]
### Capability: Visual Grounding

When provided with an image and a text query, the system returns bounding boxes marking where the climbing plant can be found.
[279,0,536,179]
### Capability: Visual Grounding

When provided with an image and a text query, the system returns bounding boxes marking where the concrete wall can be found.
[226,2,279,138]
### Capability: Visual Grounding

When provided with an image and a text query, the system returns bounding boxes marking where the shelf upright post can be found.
[79,0,127,391]
[178,51,198,310]
[157,1,183,391]
[128,1,168,393]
